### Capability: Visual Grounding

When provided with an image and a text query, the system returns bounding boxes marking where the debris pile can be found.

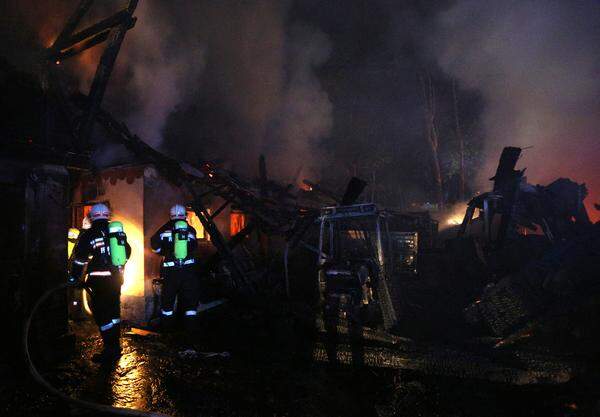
[455,147,600,354]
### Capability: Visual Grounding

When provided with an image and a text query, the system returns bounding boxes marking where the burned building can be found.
[69,163,250,323]
[1,0,139,361]
[4,1,600,417]
[0,59,88,362]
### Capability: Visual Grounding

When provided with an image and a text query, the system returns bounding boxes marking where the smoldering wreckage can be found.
[3,2,600,417]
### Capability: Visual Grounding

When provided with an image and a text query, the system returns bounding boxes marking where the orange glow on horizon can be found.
[585,198,599,223]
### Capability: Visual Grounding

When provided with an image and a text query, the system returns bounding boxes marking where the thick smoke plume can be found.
[161,1,333,182]
[116,3,205,148]
[429,1,600,219]
[267,24,332,182]
[14,0,332,182]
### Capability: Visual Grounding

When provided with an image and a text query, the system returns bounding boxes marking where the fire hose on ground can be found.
[23,282,172,417]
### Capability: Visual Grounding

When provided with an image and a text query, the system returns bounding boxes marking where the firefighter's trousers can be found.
[86,270,123,351]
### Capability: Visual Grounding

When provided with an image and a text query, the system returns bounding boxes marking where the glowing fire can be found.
[187,210,207,240]
[446,214,464,226]
[300,182,313,191]
[440,203,468,230]
[121,218,144,297]
[230,211,247,236]
[586,195,599,223]
[70,217,144,314]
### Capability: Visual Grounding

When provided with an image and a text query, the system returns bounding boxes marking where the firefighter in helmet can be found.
[150,204,199,343]
[68,203,131,363]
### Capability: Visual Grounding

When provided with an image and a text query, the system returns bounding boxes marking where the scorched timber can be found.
[313,326,583,385]
[85,103,250,289]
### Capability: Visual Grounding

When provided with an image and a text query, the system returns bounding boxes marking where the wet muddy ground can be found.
[5,302,600,417]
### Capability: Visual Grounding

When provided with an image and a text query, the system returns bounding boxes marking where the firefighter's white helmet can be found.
[89,203,110,221]
[169,204,187,220]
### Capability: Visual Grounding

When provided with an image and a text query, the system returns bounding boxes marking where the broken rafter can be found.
[204,222,257,275]
[210,200,231,220]
[302,180,341,204]
[78,0,138,145]
[45,0,138,149]
[51,1,251,289]
[198,184,229,199]
[48,8,135,60]
[88,104,250,289]
[53,31,112,62]
[49,0,94,53]
[200,165,313,234]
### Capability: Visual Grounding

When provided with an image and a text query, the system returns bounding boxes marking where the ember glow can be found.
[230,211,247,236]
[432,1,600,224]
[187,210,207,240]
[299,182,313,192]
[3,2,600,416]
[440,203,468,230]
[446,214,463,226]
[121,219,144,297]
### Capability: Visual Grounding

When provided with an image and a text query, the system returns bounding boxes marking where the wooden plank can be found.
[52,31,110,61]
[49,0,94,52]
[78,0,138,145]
[54,9,132,53]
[88,105,251,290]
[50,15,136,62]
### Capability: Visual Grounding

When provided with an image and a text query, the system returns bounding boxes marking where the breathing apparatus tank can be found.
[173,220,189,260]
[108,221,127,267]
[67,228,80,259]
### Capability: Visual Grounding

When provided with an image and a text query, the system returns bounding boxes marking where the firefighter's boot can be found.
[183,314,199,348]
[177,312,200,358]
[92,325,121,364]
[160,314,176,333]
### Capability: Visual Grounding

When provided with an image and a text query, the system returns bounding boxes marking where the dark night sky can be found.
[1,0,599,216]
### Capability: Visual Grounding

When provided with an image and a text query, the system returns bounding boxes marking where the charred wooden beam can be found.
[186,196,249,288]
[312,341,580,385]
[88,103,250,289]
[198,184,229,199]
[204,222,257,273]
[341,177,368,205]
[52,31,111,62]
[314,322,582,385]
[48,9,134,58]
[490,146,523,191]
[302,180,340,204]
[49,0,94,53]
[458,204,476,236]
[51,17,135,63]
[200,163,312,235]
[49,2,253,288]
[78,0,138,145]
[286,214,318,248]
[210,200,230,220]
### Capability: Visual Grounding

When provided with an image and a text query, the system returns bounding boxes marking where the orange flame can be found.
[121,218,144,297]
[230,211,247,236]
